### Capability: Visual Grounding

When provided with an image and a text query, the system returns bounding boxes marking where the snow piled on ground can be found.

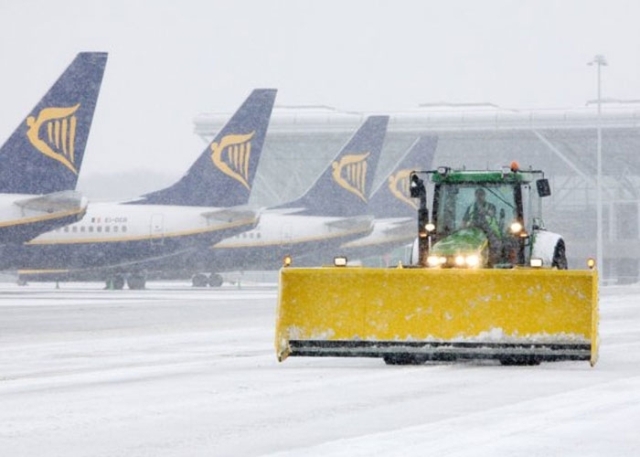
[0,281,639,456]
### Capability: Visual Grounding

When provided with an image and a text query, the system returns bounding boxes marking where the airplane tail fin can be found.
[279,115,389,217]
[368,136,438,218]
[136,89,277,207]
[0,52,107,194]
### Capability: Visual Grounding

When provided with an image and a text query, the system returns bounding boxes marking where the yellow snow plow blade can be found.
[276,267,599,366]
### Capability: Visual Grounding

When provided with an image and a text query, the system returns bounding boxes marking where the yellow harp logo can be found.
[26,104,81,174]
[210,132,255,190]
[331,152,370,202]
[388,169,418,210]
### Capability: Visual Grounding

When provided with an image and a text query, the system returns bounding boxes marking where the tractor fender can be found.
[531,230,563,267]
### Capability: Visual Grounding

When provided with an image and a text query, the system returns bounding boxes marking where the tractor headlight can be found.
[425,222,436,232]
[510,221,528,237]
[427,255,445,267]
[510,221,523,234]
[455,254,481,267]
[465,254,481,267]
[455,254,481,268]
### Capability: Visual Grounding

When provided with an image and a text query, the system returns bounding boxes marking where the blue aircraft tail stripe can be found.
[135,88,277,207]
[0,52,107,194]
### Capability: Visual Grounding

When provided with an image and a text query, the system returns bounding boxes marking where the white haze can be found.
[0,0,639,182]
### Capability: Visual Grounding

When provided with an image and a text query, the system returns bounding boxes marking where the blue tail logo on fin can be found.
[331,152,371,202]
[388,169,418,210]
[368,136,438,218]
[132,88,276,207]
[275,115,388,217]
[210,131,255,190]
[0,52,107,195]
[26,104,81,174]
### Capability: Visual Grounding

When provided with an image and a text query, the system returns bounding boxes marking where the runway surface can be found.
[1,281,639,456]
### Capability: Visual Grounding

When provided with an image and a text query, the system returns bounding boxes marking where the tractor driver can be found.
[462,188,502,264]
[463,188,497,227]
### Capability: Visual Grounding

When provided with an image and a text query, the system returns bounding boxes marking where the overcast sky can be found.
[1,0,639,178]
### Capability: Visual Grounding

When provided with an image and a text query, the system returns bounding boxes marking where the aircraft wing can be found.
[201,208,259,224]
[13,190,88,213]
[381,219,415,235]
[324,215,374,231]
[262,207,307,215]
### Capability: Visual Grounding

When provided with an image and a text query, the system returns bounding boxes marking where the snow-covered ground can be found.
[0,281,639,456]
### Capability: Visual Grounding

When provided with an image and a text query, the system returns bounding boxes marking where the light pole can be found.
[588,54,607,277]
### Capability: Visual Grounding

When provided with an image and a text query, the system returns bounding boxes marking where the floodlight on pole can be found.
[588,54,607,278]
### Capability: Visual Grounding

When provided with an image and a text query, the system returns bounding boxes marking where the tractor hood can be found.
[431,227,488,256]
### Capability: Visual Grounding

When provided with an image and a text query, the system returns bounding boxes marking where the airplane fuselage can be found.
[222,213,373,266]
[108,211,375,277]
[178,211,375,272]
[2,201,258,272]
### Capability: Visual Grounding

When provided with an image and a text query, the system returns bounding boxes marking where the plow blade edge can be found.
[276,267,599,365]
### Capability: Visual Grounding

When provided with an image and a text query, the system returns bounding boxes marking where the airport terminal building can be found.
[194,101,640,284]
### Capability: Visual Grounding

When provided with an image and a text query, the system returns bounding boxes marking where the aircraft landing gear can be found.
[208,273,223,287]
[106,275,125,290]
[127,273,146,290]
[192,273,224,287]
[192,273,208,287]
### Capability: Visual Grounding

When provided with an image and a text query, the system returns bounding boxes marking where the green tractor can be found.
[410,163,567,270]
[276,163,598,366]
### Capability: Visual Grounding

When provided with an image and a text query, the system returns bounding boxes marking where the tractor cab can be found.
[412,165,551,268]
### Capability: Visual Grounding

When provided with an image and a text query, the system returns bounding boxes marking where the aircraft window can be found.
[88,226,94,233]
[113,226,119,232]
[105,226,110,232]
[97,226,102,233]
[249,233,253,238]
[257,233,261,239]
[80,226,86,232]
[72,226,77,232]
[122,226,127,233]
[64,227,69,232]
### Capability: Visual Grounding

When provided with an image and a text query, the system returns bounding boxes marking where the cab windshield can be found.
[435,183,518,236]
